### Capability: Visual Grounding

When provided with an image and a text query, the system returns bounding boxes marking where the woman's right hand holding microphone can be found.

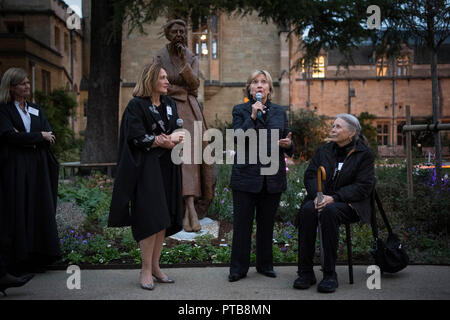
[251,101,265,120]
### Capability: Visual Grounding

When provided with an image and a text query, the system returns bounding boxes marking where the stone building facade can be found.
[0,0,85,133]
[79,3,450,156]
[289,36,450,156]
[116,13,289,125]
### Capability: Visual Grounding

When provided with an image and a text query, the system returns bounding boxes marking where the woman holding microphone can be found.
[228,70,294,282]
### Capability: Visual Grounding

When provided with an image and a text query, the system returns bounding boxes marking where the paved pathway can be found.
[2,265,450,300]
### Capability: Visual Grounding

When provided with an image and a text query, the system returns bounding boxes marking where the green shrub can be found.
[358,112,378,157]
[34,89,82,161]
[289,108,330,160]
[58,176,112,231]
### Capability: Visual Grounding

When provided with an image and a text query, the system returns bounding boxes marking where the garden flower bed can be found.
[53,162,450,269]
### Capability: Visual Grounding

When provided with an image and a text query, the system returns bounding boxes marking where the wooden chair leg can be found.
[345,223,354,284]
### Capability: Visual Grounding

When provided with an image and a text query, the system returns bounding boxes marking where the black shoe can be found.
[317,272,338,293]
[293,272,317,289]
[0,273,34,296]
[228,273,246,282]
[256,269,277,278]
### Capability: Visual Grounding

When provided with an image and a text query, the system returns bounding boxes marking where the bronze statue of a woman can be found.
[154,19,216,232]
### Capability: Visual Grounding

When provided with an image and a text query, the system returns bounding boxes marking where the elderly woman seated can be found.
[293,114,375,293]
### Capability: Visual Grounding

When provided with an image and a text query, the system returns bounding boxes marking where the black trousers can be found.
[0,255,6,278]
[230,189,282,276]
[297,200,359,274]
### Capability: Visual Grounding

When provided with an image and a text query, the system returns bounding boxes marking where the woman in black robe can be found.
[109,63,184,290]
[0,67,60,275]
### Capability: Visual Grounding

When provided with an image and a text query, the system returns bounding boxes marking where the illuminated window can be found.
[212,37,218,59]
[396,55,409,76]
[312,56,325,78]
[377,57,388,77]
[191,15,219,60]
[301,56,325,78]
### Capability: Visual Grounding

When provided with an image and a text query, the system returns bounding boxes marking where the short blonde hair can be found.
[132,63,163,98]
[245,69,275,100]
[0,67,28,103]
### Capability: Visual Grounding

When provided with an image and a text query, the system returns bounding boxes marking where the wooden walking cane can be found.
[317,166,326,269]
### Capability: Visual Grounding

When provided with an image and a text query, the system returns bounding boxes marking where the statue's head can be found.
[164,19,187,46]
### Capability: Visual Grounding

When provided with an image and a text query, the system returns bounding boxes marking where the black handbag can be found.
[370,190,409,273]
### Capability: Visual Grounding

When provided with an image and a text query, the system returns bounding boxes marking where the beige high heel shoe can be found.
[153,274,175,284]
[140,271,155,290]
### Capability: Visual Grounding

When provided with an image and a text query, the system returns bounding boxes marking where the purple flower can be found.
[282,247,287,252]
[87,233,91,238]
[221,200,225,204]
[83,240,87,245]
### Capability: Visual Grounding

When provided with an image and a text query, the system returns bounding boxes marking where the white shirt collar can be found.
[14,100,28,112]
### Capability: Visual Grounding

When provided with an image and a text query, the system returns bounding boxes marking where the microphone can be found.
[256,92,263,118]
[176,118,183,128]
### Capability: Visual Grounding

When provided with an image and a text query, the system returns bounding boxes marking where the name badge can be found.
[338,162,344,171]
[28,107,39,116]
[166,106,172,116]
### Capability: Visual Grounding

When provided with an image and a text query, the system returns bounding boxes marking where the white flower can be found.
[107,244,111,248]
[280,201,288,208]
[163,243,166,246]
[220,244,228,247]
[285,243,290,247]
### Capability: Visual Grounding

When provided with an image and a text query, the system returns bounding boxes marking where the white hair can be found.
[335,113,367,144]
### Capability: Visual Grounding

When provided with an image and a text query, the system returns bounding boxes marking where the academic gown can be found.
[0,101,60,268]
[108,96,183,242]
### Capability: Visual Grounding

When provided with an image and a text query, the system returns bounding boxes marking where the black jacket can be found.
[0,101,60,263]
[230,99,294,194]
[303,139,375,224]
[108,96,183,237]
